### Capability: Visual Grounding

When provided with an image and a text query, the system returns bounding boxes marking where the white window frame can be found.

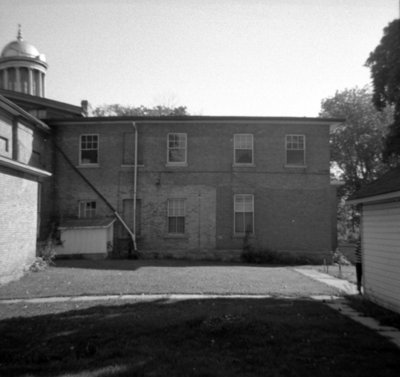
[167,133,187,166]
[79,134,99,166]
[234,194,254,235]
[167,198,186,234]
[285,134,306,167]
[78,200,97,218]
[234,134,254,166]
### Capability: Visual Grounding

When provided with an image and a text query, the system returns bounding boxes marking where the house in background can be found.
[348,167,400,314]
[0,29,343,272]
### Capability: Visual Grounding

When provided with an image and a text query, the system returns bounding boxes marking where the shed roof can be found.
[348,167,400,204]
[59,218,116,230]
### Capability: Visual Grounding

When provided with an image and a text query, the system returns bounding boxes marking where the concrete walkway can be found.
[295,267,400,349]
[294,267,358,295]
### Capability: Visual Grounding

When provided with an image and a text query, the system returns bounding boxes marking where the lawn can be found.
[0,297,399,377]
[0,260,341,299]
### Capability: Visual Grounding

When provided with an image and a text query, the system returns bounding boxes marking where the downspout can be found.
[131,122,138,253]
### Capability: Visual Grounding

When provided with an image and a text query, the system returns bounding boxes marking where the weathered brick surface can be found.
[0,169,38,284]
[53,120,335,260]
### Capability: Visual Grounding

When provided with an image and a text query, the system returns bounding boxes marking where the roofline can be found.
[49,115,345,126]
[0,94,50,132]
[0,89,83,115]
[0,155,52,178]
[347,190,400,205]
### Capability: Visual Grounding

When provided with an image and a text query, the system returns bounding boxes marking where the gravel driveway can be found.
[0,260,341,299]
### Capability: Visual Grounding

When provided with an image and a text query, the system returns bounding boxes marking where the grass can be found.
[0,298,399,376]
[0,260,341,299]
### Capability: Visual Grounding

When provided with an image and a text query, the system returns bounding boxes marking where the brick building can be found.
[48,116,341,261]
[0,30,343,271]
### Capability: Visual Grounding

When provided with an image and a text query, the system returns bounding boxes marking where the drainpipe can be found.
[131,122,138,253]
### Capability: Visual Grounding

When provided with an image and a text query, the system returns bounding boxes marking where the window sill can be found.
[121,164,145,168]
[284,164,307,169]
[233,233,255,239]
[165,163,188,168]
[232,164,256,168]
[77,164,100,168]
[164,234,188,239]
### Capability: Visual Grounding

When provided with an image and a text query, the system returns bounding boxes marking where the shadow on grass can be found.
[1,298,400,377]
[53,258,289,271]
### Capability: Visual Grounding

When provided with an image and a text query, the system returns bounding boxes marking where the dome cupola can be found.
[0,25,48,97]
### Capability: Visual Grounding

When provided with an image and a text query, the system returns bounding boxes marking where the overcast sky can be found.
[0,0,398,116]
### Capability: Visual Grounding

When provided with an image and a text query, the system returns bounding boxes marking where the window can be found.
[79,201,96,218]
[0,136,9,155]
[167,133,187,165]
[234,134,253,165]
[168,199,185,234]
[234,194,254,234]
[80,134,99,165]
[286,135,305,166]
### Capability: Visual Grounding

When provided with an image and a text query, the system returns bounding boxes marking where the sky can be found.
[0,0,398,116]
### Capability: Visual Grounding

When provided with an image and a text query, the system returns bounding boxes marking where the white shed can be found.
[348,168,400,314]
[56,218,116,258]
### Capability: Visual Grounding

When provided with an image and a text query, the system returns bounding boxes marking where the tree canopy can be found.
[366,19,400,163]
[320,87,393,196]
[320,87,393,239]
[92,104,189,117]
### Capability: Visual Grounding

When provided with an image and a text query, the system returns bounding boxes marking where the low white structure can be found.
[348,168,400,314]
[56,218,115,258]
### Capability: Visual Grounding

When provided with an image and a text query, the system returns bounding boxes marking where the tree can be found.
[92,104,189,117]
[366,19,400,163]
[320,87,393,239]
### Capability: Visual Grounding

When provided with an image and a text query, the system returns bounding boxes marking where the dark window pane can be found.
[287,150,304,165]
[236,149,252,164]
[81,150,98,164]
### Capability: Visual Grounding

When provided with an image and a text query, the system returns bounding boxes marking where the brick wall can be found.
[53,119,334,260]
[0,168,38,284]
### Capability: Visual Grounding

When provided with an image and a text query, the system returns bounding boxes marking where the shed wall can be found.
[363,202,400,314]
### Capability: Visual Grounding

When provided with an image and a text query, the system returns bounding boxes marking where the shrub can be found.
[31,239,56,272]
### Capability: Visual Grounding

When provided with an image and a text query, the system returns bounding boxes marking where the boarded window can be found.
[119,199,141,237]
[122,132,143,165]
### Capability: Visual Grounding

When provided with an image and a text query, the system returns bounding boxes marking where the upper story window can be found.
[167,198,185,234]
[234,194,254,234]
[80,134,99,165]
[234,134,253,165]
[167,133,187,165]
[285,135,305,167]
[79,200,96,218]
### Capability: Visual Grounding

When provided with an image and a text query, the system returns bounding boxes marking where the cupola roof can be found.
[1,25,46,62]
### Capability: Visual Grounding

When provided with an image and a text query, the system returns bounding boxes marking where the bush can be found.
[240,247,314,265]
[30,239,56,272]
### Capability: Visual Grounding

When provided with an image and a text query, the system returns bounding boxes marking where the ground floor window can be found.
[168,198,185,234]
[234,194,254,234]
[79,200,96,218]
